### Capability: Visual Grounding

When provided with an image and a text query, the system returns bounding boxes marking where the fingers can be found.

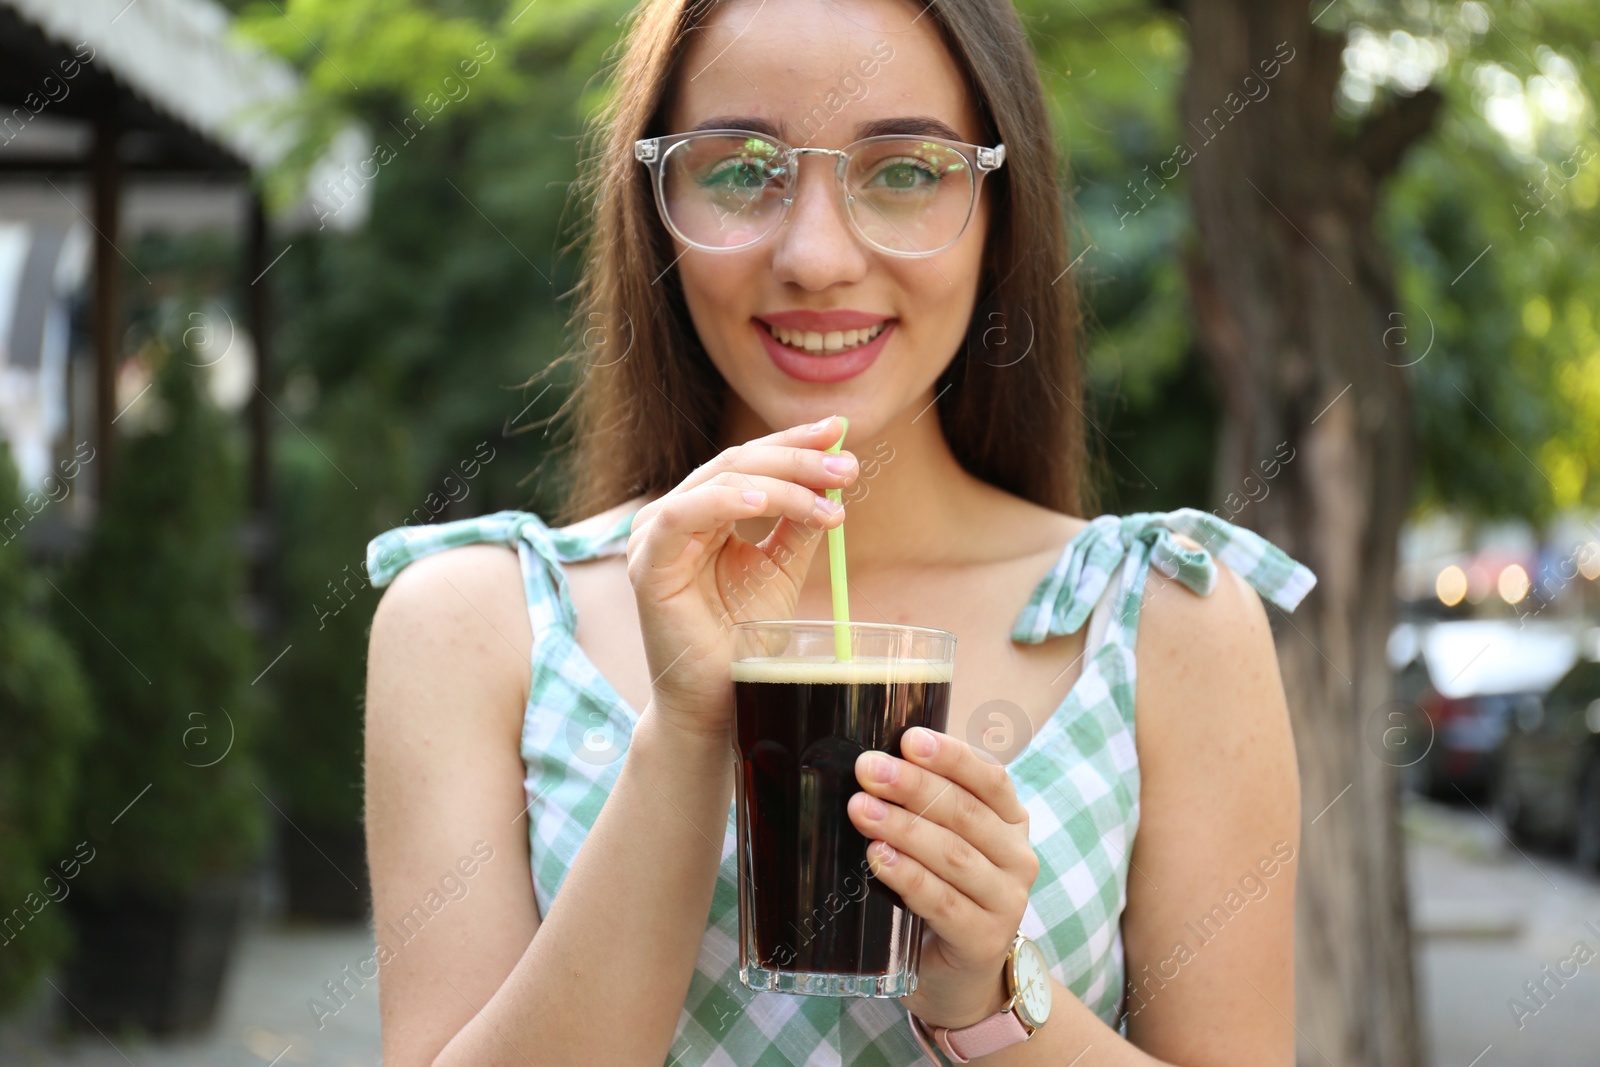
[629,478,844,578]
[632,417,858,534]
[861,839,990,952]
[853,740,1033,869]
[850,734,1039,966]
[902,727,1031,826]
[692,441,859,495]
[848,788,1016,913]
[629,414,861,575]
[747,413,851,453]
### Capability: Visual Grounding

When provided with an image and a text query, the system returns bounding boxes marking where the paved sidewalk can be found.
[0,920,381,1067]
[1408,798,1600,1067]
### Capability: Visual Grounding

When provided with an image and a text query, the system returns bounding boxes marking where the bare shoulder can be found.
[369,542,532,723]
[1137,548,1279,703]
[1132,550,1290,779]
[556,498,652,709]
[1129,546,1299,863]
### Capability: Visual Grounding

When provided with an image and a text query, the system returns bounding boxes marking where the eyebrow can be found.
[687,115,971,142]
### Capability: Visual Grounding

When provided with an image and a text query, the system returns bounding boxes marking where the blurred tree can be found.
[0,445,95,1013]
[55,341,265,901]
[1043,1,1595,1063]
[261,378,418,917]
[1177,5,1429,1063]
[1183,3,1598,1063]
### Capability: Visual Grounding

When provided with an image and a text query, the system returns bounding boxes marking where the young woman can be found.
[362,1,1316,1064]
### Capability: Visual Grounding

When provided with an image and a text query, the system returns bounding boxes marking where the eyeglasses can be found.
[634,129,1005,258]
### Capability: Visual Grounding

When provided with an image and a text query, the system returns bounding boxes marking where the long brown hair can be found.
[543,0,1092,526]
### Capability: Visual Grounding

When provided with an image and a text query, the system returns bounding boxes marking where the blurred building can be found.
[0,0,368,550]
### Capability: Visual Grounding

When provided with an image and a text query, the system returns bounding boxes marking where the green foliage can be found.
[55,345,266,901]
[232,0,627,214]
[1361,0,1600,520]
[248,67,596,827]
[1011,0,1212,510]
[262,380,420,827]
[260,22,592,518]
[0,446,96,1012]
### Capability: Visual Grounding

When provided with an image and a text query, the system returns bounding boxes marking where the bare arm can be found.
[365,544,732,1067]
[1119,555,1301,1065]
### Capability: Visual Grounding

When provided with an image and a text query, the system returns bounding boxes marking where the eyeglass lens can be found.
[659,134,977,255]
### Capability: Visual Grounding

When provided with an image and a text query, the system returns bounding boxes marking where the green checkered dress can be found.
[367,507,1315,1066]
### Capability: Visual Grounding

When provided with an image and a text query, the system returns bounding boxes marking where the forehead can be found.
[666,0,985,145]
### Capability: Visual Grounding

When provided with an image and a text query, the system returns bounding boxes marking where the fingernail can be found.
[814,494,842,515]
[860,794,888,820]
[864,751,896,783]
[822,454,854,476]
[872,841,898,867]
[741,490,766,507]
[908,728,938,758]
[810,415,835,432]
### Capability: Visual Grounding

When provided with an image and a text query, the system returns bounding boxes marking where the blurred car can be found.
[1493,653,1600,870]
[1389,619,1581,800]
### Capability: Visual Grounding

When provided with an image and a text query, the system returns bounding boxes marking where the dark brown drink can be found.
[732,656,951,996]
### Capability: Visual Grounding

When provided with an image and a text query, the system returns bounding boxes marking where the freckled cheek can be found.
[893,273,972,375]
[679,260,761,356]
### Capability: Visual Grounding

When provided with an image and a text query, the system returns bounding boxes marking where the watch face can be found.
[1010,939,1052,1027]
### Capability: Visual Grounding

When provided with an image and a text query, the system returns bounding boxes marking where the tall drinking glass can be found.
[731,620,955,997]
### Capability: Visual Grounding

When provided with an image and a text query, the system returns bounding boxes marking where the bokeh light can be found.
[1435,565,1467,607]
[1497,563,1531,604]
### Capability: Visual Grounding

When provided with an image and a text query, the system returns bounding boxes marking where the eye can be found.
[698,157,782,190]
[866,156,940,191]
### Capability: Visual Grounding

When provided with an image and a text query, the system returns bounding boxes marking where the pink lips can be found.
[755,318,895,383]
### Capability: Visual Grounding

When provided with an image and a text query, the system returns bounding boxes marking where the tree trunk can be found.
[1180,3,1437,1064]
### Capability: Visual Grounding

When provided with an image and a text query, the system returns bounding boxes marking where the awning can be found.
[0,0,368,229]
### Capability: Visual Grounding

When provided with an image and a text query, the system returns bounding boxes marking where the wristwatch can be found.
[915,933,1052,1063]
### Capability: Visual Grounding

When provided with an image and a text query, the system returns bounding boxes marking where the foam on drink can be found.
[731,655,953,685]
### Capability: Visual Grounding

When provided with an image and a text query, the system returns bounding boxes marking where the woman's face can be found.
[664,0,992,442]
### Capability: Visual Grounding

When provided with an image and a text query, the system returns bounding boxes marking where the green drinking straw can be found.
[824,417,853,661]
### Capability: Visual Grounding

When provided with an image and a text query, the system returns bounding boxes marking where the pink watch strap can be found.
[933,1009,1031,1063]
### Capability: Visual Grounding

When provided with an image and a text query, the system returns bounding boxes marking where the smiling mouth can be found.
[759,320,892,355]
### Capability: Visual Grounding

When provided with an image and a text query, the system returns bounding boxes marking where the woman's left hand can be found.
[848,726,1040,1030]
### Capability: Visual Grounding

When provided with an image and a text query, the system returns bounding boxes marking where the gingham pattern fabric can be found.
[367,507,1316,1066]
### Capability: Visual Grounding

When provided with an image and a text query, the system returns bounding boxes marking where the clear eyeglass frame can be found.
[633,128,1006,258]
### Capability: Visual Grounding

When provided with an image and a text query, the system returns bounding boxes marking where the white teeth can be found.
[767,320,888,354]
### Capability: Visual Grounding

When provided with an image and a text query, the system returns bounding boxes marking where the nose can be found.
[769,153,869,290]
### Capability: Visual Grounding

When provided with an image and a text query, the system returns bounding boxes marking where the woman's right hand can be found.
[626,415,858,741]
